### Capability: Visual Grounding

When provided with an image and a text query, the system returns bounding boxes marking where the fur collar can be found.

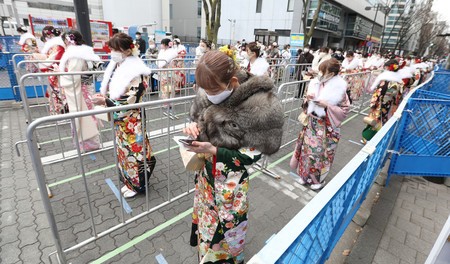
[249,58,269,76]
[59,45,100,72]
[100,56,151,99]
[369,70,404,91]
[342,58,360,70]
[18,33,35,45]
[398,66,414,79]
[307,76,347,117]
[41,37,66,55]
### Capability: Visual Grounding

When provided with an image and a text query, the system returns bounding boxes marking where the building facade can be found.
[169,0,202,43]
[1,0,103,29]
[381,0,417,54]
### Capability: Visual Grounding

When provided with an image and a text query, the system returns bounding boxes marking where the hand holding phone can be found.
[179,139,195,146]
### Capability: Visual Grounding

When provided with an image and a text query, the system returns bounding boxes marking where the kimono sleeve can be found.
[216,147,262,168]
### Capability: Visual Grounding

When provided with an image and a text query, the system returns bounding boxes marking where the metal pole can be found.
[368,4,379,54]
[73,0,92,46]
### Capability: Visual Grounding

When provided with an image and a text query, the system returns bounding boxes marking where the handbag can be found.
[174,136,206,171]
[298,111,309,126]
[363,116,377,127]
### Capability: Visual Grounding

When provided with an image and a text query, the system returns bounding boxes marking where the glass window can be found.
[170,4,173,19]
[256,0,263,13]
[198,0,202,18]
[287,0,294,12]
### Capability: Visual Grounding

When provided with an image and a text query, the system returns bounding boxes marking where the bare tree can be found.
[417,15,447,55]
[301,0,324,46]
[430,34,449,58]
[202,0,221,45]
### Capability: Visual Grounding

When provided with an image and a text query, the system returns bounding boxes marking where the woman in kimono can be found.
[245,42,269,76]
[93,33,155,198]
[156,38,178,101]
[361,59,404,144]
[184,51,284,263]
[33,26,67,115]
[17,26,39,73]
[59,30,101,152]
[290,58,350,190]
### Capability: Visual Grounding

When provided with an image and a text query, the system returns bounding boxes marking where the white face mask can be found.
[319,52,326,56]
[336,51,341,55]
[206,88,233,104]
[111,51,125,63]
[243,52,250,60]
[200,47,207,53]
[149,44,156,49]
[304,48,309,53]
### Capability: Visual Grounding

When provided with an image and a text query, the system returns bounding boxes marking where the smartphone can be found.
[179,139,195,146]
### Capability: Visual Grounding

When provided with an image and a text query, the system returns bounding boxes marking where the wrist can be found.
[210,146,217,155]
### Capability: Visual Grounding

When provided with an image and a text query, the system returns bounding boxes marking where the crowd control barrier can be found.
[248,72,436,264]
[23,65,388,263]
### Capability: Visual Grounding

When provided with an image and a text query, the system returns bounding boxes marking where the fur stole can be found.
[157,48,178,68]
[190,75,284,155]
[369,70,404,92]
[342,58,360,70]
[18,33,36,45]
[249,57,269,76]
[307,76,347,117]
[398,66,415,79]
[41,37,65,55]
[59,45,100,72]
[100,56,151,100]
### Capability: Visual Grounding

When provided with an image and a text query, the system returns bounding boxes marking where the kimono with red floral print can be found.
[190,147,261,264]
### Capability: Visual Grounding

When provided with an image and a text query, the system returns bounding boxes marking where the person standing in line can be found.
[184,50,284,263]
[361,59,404,144]
[59,30,101,152]
[17,26,39,73]
[156,38,178,99]
[33,26,67,115]
[135,32,146,57]
[145,40,158,59]
[311,47,332,72]
[195,38,212,62]
[290,58,350,190]
[341,51,361,72]
[245,42,269,76]
[93,33,156,198]
[281,44,292,66]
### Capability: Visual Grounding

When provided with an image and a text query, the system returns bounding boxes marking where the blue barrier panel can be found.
[388,98,450,178]
[427,72,450,95]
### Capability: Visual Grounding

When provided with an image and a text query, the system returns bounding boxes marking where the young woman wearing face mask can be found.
[245,41,269,76]
[311,47,332,72]
[93,33,156,198]
[145,40,158,59]
[156,38,178,100]
[184,50,284,263]
[59,30,101,152]
[290,58,350,190]
[32,26,67,115]
[195,39,212,62]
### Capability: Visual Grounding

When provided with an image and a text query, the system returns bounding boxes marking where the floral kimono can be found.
[362,70,404,142]
[59,44,102,152]
[100,56,155,193]
[191,148,261,263]
[290,76,350,184]
[34,37,67,114]
[156,48,178,100]
[18,33,39,73]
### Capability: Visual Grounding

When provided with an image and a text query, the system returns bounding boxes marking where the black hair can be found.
[319,47,329,53]
[247,42,261,57]
[331,47,337,52]
[337,48,343,52]
[112,28,119,35]
[136,32,141,35]
[17,26,27,33]
[107,33,133,51]
[42,26,62,38]
[384,59,400,72]
[200,39,212,49]
[62,30,85,45]
[346,50,354,57]
[161,38,171,46]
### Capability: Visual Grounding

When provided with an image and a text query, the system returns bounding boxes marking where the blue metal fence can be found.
[248,71,438,264]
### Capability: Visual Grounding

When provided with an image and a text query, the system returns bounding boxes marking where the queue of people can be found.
[16,26,435,263]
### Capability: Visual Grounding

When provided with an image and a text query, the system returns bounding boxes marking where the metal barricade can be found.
[283,63,312,83]
[247,71,436,264]
[276,80,310,149]
[26,96,197,263]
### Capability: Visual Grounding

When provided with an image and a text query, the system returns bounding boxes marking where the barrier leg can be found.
[253,155,281,179]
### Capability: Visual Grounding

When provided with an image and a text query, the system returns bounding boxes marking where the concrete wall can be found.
[218,0,295,45]
[102,0,164,29]
[170,0,201,40]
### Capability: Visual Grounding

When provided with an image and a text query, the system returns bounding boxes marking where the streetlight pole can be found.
[367,4,379,54]
[228,19,235,45]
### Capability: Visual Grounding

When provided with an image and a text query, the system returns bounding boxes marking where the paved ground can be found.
[1,86,446,264]
[346,176,450,264]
